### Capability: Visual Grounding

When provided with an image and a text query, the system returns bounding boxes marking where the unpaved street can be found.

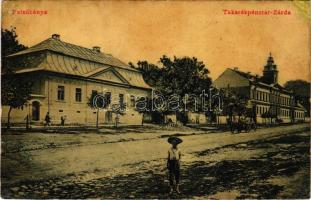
[1,123,310,199]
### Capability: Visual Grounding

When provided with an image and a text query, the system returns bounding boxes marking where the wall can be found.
[214,69,249,89]
[1,73,151,125]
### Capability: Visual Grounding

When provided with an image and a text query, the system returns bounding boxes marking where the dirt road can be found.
[1,123,310,199]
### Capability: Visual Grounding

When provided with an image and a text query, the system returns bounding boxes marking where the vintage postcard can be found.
[1,0,310,199]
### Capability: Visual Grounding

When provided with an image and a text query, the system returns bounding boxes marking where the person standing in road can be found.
[60,115,66,126]
[44,112,51,127]
[24,114,30,130]
[167,136,183,194]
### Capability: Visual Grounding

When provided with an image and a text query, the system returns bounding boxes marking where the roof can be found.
[9,36,151,89]
[228,68,291,93]
[295,102,307,111]
[230,68,257,80]
[8,37,138,71]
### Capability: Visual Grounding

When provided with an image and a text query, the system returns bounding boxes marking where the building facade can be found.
[214,54,306,124]
[2,34,152,125]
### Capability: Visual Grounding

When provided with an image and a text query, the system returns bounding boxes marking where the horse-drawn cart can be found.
[230,116,256,133]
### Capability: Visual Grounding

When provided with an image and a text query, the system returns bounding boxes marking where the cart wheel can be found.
[230,126,235,133]
[246,126,251,133]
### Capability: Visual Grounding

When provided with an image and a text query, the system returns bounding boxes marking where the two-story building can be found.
[214,53,306,124]
[1,34,152,125]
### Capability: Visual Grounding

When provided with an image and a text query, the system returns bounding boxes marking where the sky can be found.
[2,0,310,85]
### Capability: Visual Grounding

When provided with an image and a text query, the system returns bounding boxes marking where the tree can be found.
[2,75,32,129]
[284,80,310,116]
[221,89,251,125]
[111,103,126,129]
[135,97,154,126]
[1,27,31,129]
[133,55,212,125]
[1,27,27,73]
[129,61,162,87]
[87,91,108,128]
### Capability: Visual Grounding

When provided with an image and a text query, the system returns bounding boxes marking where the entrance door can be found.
[32,101,40,121]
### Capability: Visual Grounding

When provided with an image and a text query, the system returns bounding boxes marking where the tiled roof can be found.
[231,69,257,80]
[296,102,307,111]
[229,68,291,92]
[9,37,137,71]
[11,36,151,89]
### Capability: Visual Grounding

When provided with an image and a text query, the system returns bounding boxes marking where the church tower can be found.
[262,53,278,84]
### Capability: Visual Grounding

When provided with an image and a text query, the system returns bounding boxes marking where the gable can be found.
[214,68,250,89]
[89,67,129,85]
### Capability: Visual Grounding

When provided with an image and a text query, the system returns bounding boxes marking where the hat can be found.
[167,136,183,144]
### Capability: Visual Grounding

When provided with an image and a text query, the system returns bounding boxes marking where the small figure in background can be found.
[115,115,120,128]
[167,136,183,195]
[24,114,30,130]
[168,118,173,126]
[44,112,51,127]
[61,115,66,126]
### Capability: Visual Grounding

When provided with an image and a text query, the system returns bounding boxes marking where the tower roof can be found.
[264,52,278,71]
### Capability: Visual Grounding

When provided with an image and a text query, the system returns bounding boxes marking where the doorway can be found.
[32,101,40,121]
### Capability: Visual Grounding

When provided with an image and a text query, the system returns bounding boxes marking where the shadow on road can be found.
[2,129,310,199]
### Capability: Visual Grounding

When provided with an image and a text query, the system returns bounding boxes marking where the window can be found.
[105,92,111,105]
[119,94,124,105]
[75,88,82,102]
[130,95,135,107]
[57,86,65,100]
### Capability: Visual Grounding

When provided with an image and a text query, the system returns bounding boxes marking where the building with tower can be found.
[262,53,279,85]
[214,53,306,124]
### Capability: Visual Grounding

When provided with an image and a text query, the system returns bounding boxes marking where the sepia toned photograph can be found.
[1,0,310,199]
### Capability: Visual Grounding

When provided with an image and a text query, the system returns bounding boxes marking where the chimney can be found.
[233,67,238,71]
[52,34,60,40]
[93,46,101,53]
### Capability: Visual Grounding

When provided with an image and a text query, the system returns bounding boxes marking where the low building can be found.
[1,34,152,125]
[214,53,307,124]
